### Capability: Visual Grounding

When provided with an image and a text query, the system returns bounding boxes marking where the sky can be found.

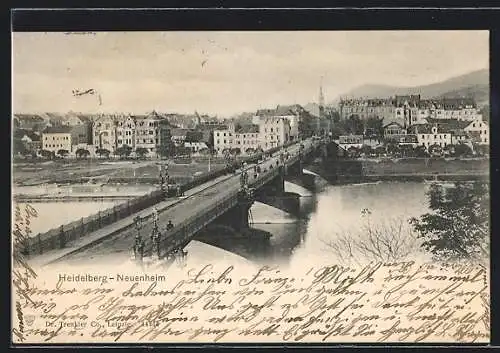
[13,31,489,117]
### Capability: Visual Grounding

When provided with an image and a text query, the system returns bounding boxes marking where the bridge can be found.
[20,138,328,266]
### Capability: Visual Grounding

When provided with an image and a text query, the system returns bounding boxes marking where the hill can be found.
[341,68,489,105]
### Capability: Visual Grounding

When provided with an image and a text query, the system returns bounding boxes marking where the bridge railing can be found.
[152,191,240,257]
[149,145,315,257]
[19,188,166,257]
[18,139,320,258]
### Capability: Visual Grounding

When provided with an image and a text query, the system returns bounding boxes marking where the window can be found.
[434,135,437,139]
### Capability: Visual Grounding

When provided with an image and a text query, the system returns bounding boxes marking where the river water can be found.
[15,180,434,265]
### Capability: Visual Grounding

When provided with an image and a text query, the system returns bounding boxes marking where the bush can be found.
[322,209,422,266]
[410,181,489,263]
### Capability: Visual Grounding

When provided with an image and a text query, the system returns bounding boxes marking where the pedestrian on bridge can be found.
[167,220,174,231]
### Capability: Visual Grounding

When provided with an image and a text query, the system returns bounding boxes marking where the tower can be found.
[319,77,325,119]
[318,77,325,135]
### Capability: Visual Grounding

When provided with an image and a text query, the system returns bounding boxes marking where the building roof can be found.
[235,124,259,134]
[256,104,303,117]
[14,114,46,122]
[425,118,471,130]
[383,121,404,129]
[43,126,73,134]
[171,128,192,136]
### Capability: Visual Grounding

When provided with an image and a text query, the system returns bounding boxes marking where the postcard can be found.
[11,30,490,344]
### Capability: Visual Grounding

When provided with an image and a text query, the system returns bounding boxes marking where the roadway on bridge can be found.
[60,140,314,266]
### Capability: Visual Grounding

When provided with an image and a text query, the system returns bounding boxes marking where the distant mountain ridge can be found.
[340,69,489,106]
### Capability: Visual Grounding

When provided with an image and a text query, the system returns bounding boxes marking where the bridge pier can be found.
[213,190,254,230]
[257,192,300,216]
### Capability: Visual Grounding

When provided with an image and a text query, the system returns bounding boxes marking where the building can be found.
[464,119,489,144]
[14,114,52,132]
[70,123,92,146]
[233,125,260,154]
[340,95,483,127]
[115,115,136,149]
[338,134,364,149]
[410,124,452,150]
[134,115,160,156]
[42,126,72,153]
[258,117,291,150]
[157,119,174,157]
[92,115,116,154]
[213,124,261,155]
[255,105,301,141]
[170,128,191,147]
[383,122,407,141]
[213,126,234,154]
[184,141,209,154]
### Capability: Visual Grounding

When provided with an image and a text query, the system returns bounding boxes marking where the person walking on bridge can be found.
[167,220,174,231]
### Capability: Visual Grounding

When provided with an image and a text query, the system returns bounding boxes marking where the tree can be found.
[75,148,90,159]
[364,116,384,137]
[386,141,401,156]
[231,147,241,156]
[454,143,473,158]
[428,143,443,156]
[410,182,489,262]
[345,114,364,135]
[322,210,421,266]
[347,146,360,158]
[96,148,110,159]
[185,130,203,143]
[57,149,69,158]
[474,144,489,157]
[245,148,255,155]
[374,145,386,157]
[414,145,429,158]
[360,144,372,157]
[116,145,132,159]
[40,149,55,159]
[400,144,415,158]
[13,139,27,156]
[135,147,149,159]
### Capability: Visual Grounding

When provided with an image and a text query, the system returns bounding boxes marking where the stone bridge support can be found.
[213,190,254,230]
[253,166,301,216]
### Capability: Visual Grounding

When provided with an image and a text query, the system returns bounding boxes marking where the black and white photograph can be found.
[11,29,490,344]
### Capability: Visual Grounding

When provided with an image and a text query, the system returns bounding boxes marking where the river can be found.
[15,180,434,266]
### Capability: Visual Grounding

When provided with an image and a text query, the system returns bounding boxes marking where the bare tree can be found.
[321,209,422,266]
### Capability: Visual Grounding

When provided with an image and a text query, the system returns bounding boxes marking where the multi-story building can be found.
[184,141,209,153]
[134,115,160,156]
[233,125,260,154]
[255,105,301,141]
[410,124,452,150]
[213,126,234,154]
[258,117,291,150]
[338,134,364,149]
[464,119,489,144]
[42,126,72,153]
[213,123,262,155]
[158,119,174,157]
[92,115,116,153]
[383,122,407,141]
[340,95,483,126]
[115,115,136,149]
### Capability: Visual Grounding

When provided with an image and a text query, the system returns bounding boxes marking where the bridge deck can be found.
[42,139,320,265]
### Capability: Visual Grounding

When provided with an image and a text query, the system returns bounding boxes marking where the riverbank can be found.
[13,159,226,186]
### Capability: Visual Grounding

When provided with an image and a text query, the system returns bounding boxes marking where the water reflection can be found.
[238,182,431,268]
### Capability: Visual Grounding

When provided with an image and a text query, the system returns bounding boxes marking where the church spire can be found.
[319,76,325,118]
